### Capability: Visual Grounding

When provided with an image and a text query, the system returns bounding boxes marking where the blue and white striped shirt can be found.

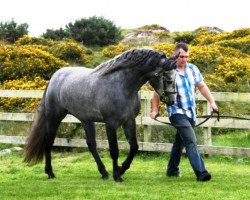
[166,63,203,121]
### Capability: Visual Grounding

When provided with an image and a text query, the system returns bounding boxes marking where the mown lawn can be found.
[0,150,249,200]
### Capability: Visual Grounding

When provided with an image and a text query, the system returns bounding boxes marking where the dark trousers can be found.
[167,114,207,177]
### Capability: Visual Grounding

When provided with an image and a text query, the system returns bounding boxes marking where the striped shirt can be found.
[166,63,203,121]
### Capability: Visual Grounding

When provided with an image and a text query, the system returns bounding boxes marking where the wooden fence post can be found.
[201,101,212,146]
[140,91,152,142]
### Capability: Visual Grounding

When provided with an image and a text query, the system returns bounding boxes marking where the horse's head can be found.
[149,53,178,105]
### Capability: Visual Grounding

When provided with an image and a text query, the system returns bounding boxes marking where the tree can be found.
[66,16,122,46]
[0,20,28,43]
[42,28,71,41]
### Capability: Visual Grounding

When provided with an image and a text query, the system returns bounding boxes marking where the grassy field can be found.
[0,149,249,200]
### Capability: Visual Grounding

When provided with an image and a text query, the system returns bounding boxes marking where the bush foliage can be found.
[15,35,55,46]
[102,44,131,57]
[0,77,47,112]
[153,42,250,92]
[0,27,250,112]
[66,16,122,46]
[0,20,29,43]
[42,28,71,41]
[0,44,66,82]
[49,39,90,64]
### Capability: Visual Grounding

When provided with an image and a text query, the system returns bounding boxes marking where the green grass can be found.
[212,130,250,147]
[0,150,249,200]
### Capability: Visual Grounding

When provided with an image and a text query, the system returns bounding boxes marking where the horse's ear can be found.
[168,52,180,69]
[170,52,180,60]
[162,53,178,70]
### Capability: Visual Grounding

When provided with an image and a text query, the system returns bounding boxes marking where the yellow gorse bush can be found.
[206,57,250,91]
[153,43,175,57]
[153,42,250,92]
[15,36,91,64]
[0,28,249,112]
[0,44,67,81]
[15,35,55,46]
[0,36,91,111]
[102,44,131,57]
[215,35,250,54]
[49,39,90,64]
[0,77,48,112]
[191,28,250,46]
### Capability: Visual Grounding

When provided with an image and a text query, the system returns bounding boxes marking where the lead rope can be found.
[195,110,220,127]
[154,110,250,127]
[154,110,220,127]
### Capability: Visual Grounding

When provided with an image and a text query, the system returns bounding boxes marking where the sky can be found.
[1,0,249,36]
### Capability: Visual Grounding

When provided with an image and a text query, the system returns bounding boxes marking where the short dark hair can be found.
[174,42,189,52]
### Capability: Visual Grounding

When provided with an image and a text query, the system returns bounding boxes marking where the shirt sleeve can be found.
[193,65,204,84]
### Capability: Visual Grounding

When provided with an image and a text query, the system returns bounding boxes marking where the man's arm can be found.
[150,91,160,119]
[197,82,218,111]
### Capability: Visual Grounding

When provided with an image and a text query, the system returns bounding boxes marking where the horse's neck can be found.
[115,70,148,91]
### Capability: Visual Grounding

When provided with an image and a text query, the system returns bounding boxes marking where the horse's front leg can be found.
[105,123,123,182]
[119,118,138,175]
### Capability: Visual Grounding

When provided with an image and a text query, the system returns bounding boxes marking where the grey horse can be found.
[24,48,178,182]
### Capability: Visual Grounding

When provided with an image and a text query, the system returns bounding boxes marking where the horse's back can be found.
[52,66,92,79]
[45,67,93,112]
[48,66,92,88]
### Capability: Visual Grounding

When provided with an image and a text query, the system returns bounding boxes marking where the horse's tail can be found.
[24,88,48,164]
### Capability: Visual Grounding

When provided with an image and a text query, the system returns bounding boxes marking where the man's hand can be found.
[151,92,160,119]
[210,102,219,112]
[150,111,159,119]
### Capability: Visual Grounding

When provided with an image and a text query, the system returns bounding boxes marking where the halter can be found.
[160,71,177,105]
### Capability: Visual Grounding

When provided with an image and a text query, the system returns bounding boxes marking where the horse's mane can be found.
[92,48,165,76]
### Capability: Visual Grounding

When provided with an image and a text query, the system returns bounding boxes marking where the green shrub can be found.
[173,31,196,44]
[0,20,29,43]
[42,28,71,41]
[66,16,122,46]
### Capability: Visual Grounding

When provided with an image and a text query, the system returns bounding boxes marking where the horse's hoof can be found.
[114,176,124,182]
[118,166,125,175]
[102,172,109,180]
[48,173,56,179]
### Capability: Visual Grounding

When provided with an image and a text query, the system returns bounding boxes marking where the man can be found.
[150,42,218,182]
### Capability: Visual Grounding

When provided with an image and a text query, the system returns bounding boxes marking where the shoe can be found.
[167,172,181,177]
[197,172,211,182]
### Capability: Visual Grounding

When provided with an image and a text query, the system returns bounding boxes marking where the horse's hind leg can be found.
[83,122,109,180]
[44,119,61,179]
[119,119,138,175]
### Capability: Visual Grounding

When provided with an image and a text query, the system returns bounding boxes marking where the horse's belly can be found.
[68,106,104,122]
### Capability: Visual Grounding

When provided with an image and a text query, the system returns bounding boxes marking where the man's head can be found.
[174,42,189,68]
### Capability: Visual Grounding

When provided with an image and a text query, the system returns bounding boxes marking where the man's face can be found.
[175,48,189,68]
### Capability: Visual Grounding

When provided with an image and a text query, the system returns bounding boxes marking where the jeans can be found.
[167,114,207,177]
